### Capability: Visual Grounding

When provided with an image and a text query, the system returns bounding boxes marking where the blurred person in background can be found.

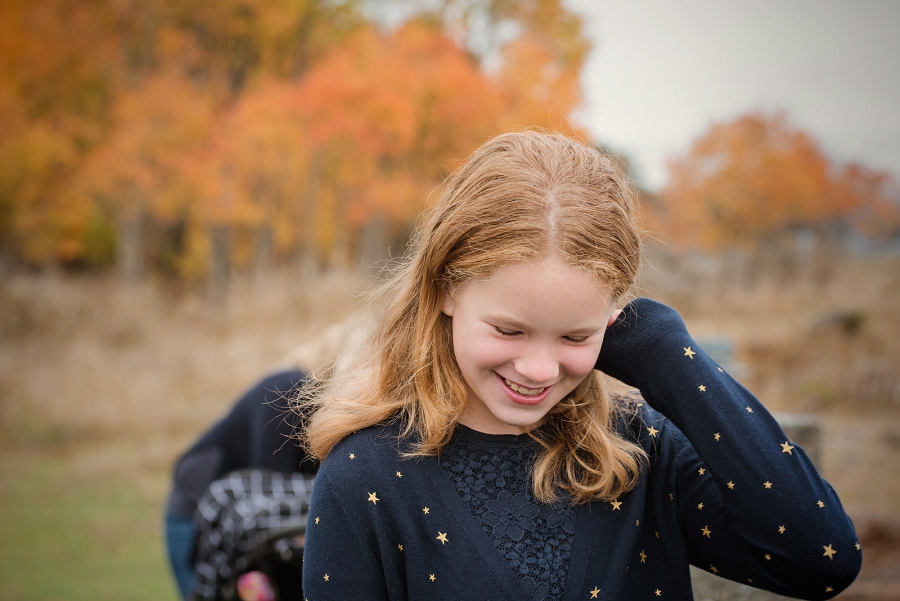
[164,369,315,600]
[164,318,372,601]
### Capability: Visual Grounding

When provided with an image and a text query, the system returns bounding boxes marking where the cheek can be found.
[455,334,515,370]
[561,345,603,379]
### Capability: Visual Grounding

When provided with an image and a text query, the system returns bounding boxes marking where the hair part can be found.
[301,129,647,504]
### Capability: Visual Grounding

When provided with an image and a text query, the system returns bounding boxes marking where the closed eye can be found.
[494,326,520,337]
[563,335,590,344]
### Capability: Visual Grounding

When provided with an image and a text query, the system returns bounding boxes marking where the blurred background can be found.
[1,0,898,599]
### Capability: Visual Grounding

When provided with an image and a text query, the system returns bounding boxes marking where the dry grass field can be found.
[1,251,898,599]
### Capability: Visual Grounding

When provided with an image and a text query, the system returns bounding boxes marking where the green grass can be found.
[0,450,178,601]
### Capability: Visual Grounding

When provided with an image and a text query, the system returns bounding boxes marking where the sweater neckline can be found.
[453,423,537,446]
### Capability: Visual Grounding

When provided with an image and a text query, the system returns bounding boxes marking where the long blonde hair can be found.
[302,130,646,504]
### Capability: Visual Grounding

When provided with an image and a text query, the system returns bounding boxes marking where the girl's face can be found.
[441,255,618,435]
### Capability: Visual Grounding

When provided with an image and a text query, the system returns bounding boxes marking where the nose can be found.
[513,345,560,385]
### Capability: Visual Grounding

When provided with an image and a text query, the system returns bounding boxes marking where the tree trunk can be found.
[771,231,797,285]
[357,213,389,276]
[117,213,146,284]
[331,185,350,271]
[253,224,274,278]
[208,223,231,304]
[300,158,321,281]
[813,223,847,288]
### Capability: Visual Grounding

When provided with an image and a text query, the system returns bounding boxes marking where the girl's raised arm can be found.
[596,298,861,599]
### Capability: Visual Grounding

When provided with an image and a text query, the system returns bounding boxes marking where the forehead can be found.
[454,256,612,328]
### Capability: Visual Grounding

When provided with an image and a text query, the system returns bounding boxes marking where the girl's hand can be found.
[595,298,690,388]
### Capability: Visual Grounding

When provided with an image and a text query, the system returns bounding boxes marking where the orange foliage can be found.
[1,0,595,273]
[295,21,504,218]
[495,0,588,133]
[834,163,900,238]
[9,1,895,277]
[660,112,899,250]
[78,72,217,221]
[0,0,119,264]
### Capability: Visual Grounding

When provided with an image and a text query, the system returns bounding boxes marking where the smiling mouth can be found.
[503,377,547,397]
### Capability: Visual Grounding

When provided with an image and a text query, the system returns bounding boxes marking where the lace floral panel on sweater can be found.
[440,429,577,601]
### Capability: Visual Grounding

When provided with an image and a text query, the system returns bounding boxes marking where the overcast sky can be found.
[563,0,900,190]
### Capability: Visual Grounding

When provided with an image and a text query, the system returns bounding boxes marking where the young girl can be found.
[300,131,861,600]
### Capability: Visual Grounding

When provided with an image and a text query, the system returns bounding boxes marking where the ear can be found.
[606,309,622,328]
[440,288,456,317]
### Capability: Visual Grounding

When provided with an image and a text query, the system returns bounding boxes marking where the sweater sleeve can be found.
[302,469,391,601]
[596,298,861,600]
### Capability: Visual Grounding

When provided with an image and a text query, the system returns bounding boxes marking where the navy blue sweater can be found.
[302,299,861,599]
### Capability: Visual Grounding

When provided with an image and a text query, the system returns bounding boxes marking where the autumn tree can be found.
[662,113,835,249]
[0,0,119,267]
[187,9,594,278]
[833,163,900,239]
[100,0,363,289]
[291,20,508,270]
[393,0,589,133]
[77,72,217,281]
[1,0,595,289]
[660,112,900,283]
[0,0,361,269]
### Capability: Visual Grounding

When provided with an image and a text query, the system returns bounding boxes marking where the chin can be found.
[497,406,553,431]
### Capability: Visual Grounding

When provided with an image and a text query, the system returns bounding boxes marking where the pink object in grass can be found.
[237,571,276,601]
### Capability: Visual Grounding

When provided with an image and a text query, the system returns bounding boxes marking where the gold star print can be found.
[825,587,833,593]
[697,503,704,510]
[823,544,837,560]
[817,500,825,508]
[323,574,329,582]
[655,532,660,538]
[647,426,659,437]
[396,471,402,478]
[714,433,721,441]
[764,481,773,489]
[590,586,601,598]
[636,520,640,526]
[778,525,786,534]
[710,565,719,574]
[727,481,735,489]
[610,500,622,510]
[423,507,429,514]
[429,574,436,582]
[655,589,662,596]
[398,544,403,551]
[315,516,320,524]
[698,385,707,392]
[764,554,771,560]
[780,441,794,455]
[684,347,696,359]
[746,407,753,413]
[640,550,647,563]
[855,542,861,550]
[701,526,711,538]
[349,453,355,459]
[368,492,380,505]
[748,579,753,584]
[436,531,449,544]
[698,468,706,476]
